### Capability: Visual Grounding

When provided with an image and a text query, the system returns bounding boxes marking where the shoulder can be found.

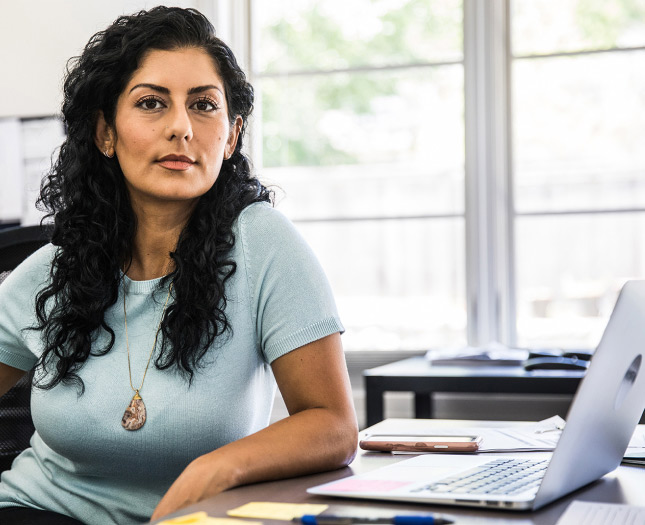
[15,242,56,272]
[233,201,323,278]
[235,202,304,249]
[236,201,294,234]
[1,243,56,293]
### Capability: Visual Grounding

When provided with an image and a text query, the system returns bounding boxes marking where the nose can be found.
[164,106,193,142]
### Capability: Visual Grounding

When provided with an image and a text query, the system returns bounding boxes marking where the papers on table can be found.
[388,416,564,453]
[386,416,645,454]
[622,449,645,466]
[476,416,564,452]
[425,342,529,366]
[556,501,645,525]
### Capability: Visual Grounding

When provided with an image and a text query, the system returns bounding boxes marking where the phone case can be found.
[359,435,482,453]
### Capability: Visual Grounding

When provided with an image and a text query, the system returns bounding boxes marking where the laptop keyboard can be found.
[414,458,549,496]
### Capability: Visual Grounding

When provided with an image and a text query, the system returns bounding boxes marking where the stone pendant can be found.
[122,391,146,431]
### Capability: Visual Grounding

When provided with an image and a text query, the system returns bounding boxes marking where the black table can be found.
[363,356,586,427]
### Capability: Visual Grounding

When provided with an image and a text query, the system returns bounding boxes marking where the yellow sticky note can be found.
[227,502,328,521]
[159,512,209,524]
[160,512,262,525]
[200,517,262,525]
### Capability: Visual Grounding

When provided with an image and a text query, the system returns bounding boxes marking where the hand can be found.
[150,454,235,522]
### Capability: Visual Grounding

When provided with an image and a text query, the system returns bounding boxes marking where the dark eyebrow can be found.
[128,83,223,96]
[129,83,169,95]
[188,85,224,96]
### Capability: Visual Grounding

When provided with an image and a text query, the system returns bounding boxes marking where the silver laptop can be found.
[309,280,645,511]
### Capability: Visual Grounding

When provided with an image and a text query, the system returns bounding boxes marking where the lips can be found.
[157,154,195,171]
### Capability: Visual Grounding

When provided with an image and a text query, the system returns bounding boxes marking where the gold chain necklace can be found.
[121,275,173,431]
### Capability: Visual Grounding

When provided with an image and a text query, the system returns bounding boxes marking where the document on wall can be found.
[556,501,645,525]
[0,118,23,222]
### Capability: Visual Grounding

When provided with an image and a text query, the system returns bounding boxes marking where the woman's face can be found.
[98,47,241,207]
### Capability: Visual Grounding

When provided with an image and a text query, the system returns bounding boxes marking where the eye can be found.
[135,96,165,110]
[191,97,217,112]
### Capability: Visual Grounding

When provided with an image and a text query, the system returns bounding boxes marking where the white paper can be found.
[627,426,645,449]
[388,417,645,454]
[556,501,645,525]
[478,425,561,452]
[425,342,529,366]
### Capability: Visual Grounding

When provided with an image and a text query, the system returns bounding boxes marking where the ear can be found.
[224,116,243,160]
[94,111,116,157]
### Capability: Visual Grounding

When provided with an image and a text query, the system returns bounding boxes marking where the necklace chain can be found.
[122,276,173,394]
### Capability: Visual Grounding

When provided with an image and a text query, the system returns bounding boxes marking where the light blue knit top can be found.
[0,202,343,524]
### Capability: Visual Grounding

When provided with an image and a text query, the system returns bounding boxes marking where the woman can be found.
[0,7,357,525]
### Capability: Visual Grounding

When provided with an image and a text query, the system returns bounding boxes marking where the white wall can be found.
[0,0,209,118]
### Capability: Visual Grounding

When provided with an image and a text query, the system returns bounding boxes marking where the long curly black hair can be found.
[33,7,271,392]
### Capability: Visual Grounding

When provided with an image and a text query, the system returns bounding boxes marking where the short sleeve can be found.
[238,203,344,363]
[0,245,53,371]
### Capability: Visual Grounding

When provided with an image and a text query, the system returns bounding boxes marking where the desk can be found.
[149,419,645,525]
[363,357,585,427]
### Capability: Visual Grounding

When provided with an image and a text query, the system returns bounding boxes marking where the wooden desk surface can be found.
[149,419,645,525]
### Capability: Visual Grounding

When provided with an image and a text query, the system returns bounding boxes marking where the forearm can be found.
[200,405,358,491]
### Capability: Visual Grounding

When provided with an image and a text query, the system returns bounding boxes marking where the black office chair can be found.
[0,225,50,472]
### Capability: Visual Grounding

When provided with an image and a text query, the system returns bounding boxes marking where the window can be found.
[511,0,645,347]
[251,0,466,351]
[242,0,645,351]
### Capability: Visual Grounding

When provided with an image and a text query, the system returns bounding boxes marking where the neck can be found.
[125,199,196,281]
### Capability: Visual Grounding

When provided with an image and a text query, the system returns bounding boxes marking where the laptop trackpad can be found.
[312,455,492,494]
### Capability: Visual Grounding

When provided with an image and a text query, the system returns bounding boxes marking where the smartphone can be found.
[359,434,482,453]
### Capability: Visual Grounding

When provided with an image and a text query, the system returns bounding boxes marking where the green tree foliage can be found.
[576,0,645,48]
[259,0,462,167]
